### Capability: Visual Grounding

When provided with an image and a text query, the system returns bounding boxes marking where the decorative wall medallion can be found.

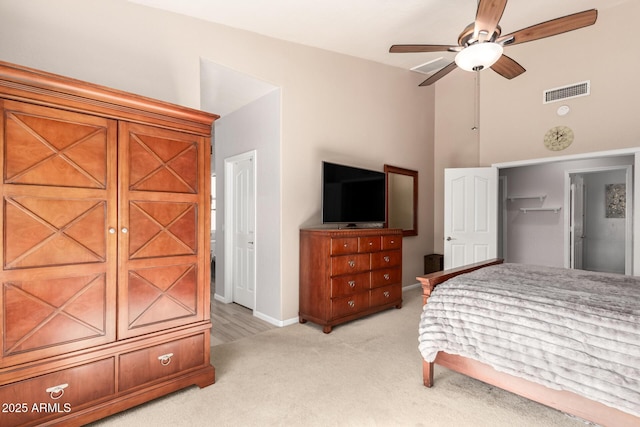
[543,126,574,151]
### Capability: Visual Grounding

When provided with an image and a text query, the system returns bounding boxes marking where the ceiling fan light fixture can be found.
[455,42,504,72]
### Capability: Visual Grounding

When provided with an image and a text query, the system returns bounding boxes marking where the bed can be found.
[417,259,640,427]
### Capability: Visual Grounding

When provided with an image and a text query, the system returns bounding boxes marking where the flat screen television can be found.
[322,161,386,225]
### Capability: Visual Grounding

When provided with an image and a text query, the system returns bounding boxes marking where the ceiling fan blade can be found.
[498,9,597,46]
[389,44,458,53]
[474,0,508,41]
[419,62,458,86]
[491,54,526,79]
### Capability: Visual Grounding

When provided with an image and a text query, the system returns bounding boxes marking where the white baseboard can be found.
[216,284,421,328]
[213,293,231,304]
[254,310,298,327]
[403,282,421,291]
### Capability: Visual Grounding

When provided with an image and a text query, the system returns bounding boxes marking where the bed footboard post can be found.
[423,360,434,387]
[417,259,503,388]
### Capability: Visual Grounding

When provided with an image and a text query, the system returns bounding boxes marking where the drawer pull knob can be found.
[348,300,355,308]
[348,280,356,288]
[46,383,68,400]
[369,242,373,246]
[343,243,348,248]
[390,240,395,244]
[348,260,355,268]
[384,256,390,262]
[383,291,390,298]
[384,274,390,280]
[158,352,174,366]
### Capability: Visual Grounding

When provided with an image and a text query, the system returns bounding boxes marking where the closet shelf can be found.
[520,207,562,214]
[508,195,546,202]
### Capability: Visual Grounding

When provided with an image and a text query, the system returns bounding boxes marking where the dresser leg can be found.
[322,325,332,334]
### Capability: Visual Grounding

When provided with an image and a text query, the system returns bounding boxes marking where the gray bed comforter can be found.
[418,263,640,417]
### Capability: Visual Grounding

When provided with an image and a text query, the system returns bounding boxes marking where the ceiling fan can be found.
[389,0,597,86]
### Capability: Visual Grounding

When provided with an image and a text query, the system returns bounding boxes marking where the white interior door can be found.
[570,176,585,269]
[444,167,498,269]
[224,151,256,309]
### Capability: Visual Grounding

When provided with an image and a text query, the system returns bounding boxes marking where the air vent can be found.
[411,57,451,75]
[543,81,590,104]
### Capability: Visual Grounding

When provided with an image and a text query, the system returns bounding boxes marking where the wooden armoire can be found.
[0,61,217,426]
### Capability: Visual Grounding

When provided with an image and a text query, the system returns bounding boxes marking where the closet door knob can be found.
[121,227,128,234]
[108,228,116,234]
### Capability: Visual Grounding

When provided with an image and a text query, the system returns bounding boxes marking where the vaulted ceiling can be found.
[130,0,628,73]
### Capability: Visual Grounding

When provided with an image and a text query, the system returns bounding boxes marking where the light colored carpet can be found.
[90,287,589,427]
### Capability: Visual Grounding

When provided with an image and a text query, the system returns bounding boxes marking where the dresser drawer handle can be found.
[383,291,390,298]
[384,256,390,262]
[348,300,355,308]
[390,240,395,244]
[348,280,356,288]
[384,274,390,280]
[45,383,68,400]
[348,260,356,268]
[343,243,348,248]
[158,352,174,366]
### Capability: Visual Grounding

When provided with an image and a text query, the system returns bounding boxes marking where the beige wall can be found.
[433,1,639,253]
[0,0,435,322]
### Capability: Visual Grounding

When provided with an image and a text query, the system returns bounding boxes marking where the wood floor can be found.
[210,284,276,346]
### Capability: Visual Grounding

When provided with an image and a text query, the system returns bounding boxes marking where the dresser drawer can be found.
[382,235,402,250]
[370,284,402,307]
[331,237,358,255]
[0,358,115,426]
[371,267,401,288]
[118,334,205,392]
[371,250,401,269]
[331,253,370,276]
[358,236,381,253]
[331,272,370,298]
[331,292,369,319]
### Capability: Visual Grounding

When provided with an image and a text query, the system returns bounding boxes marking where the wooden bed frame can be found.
[417,258,640,427]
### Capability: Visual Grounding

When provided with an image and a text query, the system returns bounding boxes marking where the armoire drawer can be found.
[370,284,402,307]
[371,267,401,288]
[330,292,369,319]
[331,253,370,276]
[331,272,370,298]
[0,358,115,427]
[118,334,205,391]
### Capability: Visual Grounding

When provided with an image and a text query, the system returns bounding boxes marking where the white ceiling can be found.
[130,0,627,71]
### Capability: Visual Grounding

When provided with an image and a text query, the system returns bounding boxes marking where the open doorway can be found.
[568,166,631,275]
[201,58,283,325]
[497,153,635,274]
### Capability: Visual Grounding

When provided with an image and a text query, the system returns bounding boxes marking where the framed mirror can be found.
[384,165,418,237]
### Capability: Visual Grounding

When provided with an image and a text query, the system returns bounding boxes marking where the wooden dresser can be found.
[0,61,217,426]
[299,228,403,333]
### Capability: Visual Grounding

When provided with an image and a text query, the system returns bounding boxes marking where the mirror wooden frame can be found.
[384,164,418,237]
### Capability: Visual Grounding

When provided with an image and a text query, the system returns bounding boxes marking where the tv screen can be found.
[322,161,386,225]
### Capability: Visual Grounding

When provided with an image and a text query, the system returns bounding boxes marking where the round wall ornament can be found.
[543,125,574,151]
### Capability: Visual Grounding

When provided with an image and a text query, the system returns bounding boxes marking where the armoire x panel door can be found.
[0,100,117,367]
[118,122,206,339]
